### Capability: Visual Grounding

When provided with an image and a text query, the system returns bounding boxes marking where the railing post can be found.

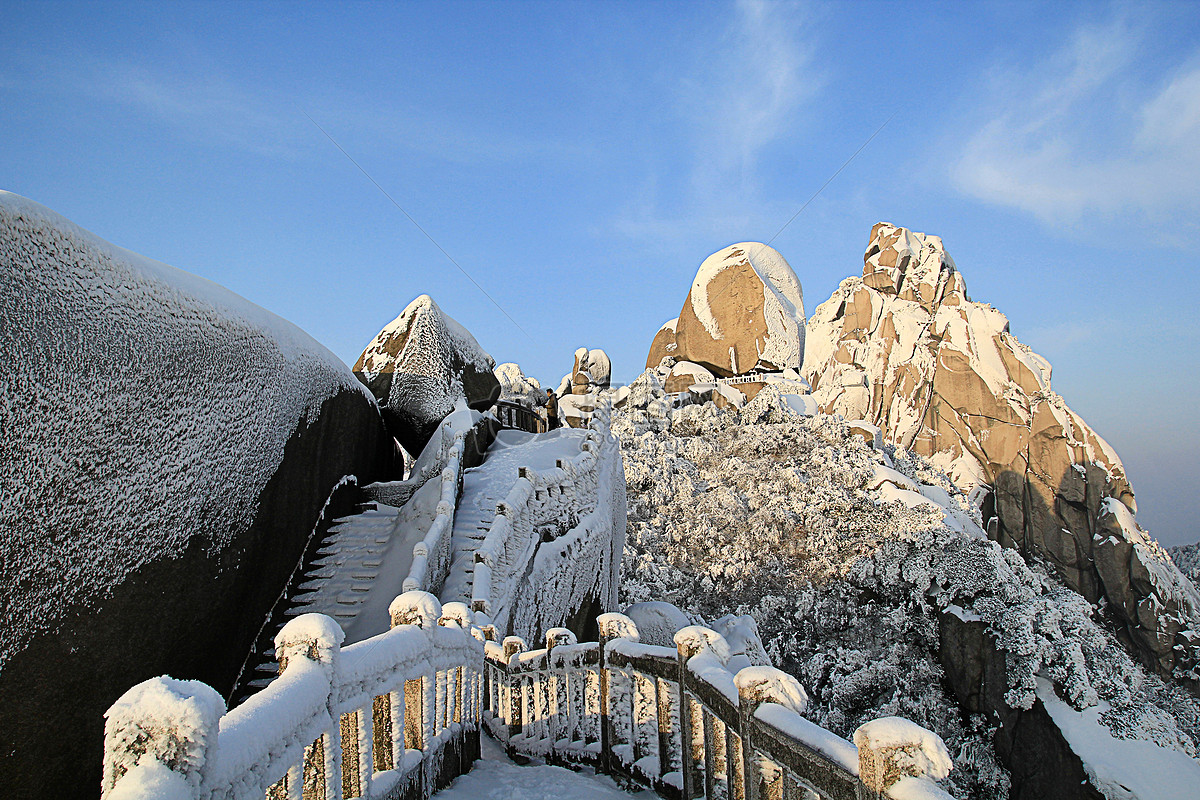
[677,639,700,799]
[389,592,443,800]
[102,676,225,799]
[597,613,639,776]
[734,667,810,800]
[502,636,527,756]
[853,717,953,798]
[275,614,345,800]
[737,681,759,800]
[545,628,576,763]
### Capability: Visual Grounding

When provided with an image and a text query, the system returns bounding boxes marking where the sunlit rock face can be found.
[0,192,394,799]
[804,221,1199,683]
[647,242,805,378]
[354,294,500,455]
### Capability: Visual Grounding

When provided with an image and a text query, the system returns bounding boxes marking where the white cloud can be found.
[950,18,1200,244]
[611,0,822,247]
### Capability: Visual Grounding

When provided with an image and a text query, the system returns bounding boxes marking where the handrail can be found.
[481,614,954,800]
[467,400,622,639]
[102,592,486,800]
[492,400,547,434]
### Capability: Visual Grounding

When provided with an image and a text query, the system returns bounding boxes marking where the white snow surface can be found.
[689,242,806,372]
[1036,677,1200,800]
[0,191,371,669]
[437,733,655,800]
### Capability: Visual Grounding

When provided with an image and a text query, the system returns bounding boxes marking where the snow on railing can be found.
[402,435,465,596]
[469,400,624,638]
[482,614,954,800]
[102,592,485,800]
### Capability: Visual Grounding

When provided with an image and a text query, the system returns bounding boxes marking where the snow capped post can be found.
[102,677,225,800]
[272,614,345,800]
[853,717,953,798]
[733,666,812,800]
[597,613,639,775]
[502,635,527,750]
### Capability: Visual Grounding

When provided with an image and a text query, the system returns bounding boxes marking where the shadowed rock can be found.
[0,192,394,799]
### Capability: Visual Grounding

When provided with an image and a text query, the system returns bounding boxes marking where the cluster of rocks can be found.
[802,222,1199,683]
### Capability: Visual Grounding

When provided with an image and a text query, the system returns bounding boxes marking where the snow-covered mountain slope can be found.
[0,191,393,799]
[611,378,1200,800]
[648,242,805,376]
[803,222,1199,686]
[355,294,500,456]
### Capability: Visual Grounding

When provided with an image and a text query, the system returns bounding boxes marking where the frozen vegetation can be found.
[609,373,1200,799]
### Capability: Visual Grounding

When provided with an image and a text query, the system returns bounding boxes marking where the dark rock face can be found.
[354,294,500,455]
[939,612,1105,800]
[0,193,395,799]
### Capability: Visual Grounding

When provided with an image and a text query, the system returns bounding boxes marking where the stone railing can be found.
[102,592,484,800]
[401,433,466,595]
[468,400,623,638]
[482,613,954,800]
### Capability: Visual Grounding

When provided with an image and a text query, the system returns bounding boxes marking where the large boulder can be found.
[647,242,805,377]
[0,192,394,800]
[804,221,1200,682]
[562,347,611,395]
[354,295,500,455]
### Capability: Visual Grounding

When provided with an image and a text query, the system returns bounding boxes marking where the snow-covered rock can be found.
[494,362,543,408]
[647,242,805,377]
[0,191,393,798]
[562,347,611,395]
[804,222,1199,683]
[354,294,500,455]
[623,601,691,647]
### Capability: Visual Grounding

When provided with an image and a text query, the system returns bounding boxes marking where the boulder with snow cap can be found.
[804,221,1199,682]
[649,242,805,378]
[354,294,500,455]
[0,192,393,800]
[563,347,612,395]
[494,362,543,408]
[623,601,691,647]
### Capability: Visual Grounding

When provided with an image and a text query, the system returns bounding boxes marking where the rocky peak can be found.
[354,294,499,454]
[805,223,1199,685]
[863,222,968,311]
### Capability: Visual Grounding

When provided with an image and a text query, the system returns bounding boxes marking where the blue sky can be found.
[2,0,1198,545]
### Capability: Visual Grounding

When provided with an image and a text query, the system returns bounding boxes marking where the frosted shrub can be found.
[612,386,1200,799]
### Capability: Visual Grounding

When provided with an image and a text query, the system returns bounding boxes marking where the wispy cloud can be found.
[950,16,1200,245]
[15,54,582,166]
[610,0,823,249]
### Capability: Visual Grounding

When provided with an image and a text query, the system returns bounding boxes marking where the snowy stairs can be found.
[442,490,498,604]
[237,502,404,698]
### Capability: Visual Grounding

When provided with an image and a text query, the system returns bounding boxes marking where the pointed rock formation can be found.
[354,295,500,455]
[804,222,1199,682]
[647,242,805,377]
